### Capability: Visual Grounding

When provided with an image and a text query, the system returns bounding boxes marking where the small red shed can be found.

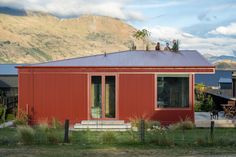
[17,50,215,125]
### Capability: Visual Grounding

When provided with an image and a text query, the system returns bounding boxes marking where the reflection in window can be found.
[157,74,189,108]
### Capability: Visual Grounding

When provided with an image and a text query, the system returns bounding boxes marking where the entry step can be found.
[81,120,125,125]
[73,120,132,131]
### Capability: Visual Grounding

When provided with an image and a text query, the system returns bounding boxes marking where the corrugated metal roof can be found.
[0,76,18,88]
[195,70,232,86]
[0,64,22,75]
[219,78,232,83]
[30,50,212,67]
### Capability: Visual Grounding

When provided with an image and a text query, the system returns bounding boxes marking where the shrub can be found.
[169,118,194,130]
[34,124,49,144]
[146,120,161,130]
[0,104,6,123]
[6,114,15,121]
[194,101,201,112]
[47,130,63,144]
[51,118,63,129]
[129,116,159,131]
[203,95,214,112]
[17,125,35,145]
[15,110,28,125]
[100,131,117,144]
[149,129,173,146]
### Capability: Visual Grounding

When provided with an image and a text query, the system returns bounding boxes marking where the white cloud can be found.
[209,22,236,36]
[147,25,236,56]
[0,0,144,20]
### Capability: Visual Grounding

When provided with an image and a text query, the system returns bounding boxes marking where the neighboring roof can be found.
[219,78,232,83]
[195,70,232,86]
[0,64,22,75]
[27,50,212,67]
[0,75,18,88]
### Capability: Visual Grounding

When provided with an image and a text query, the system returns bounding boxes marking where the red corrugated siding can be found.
[18,72,34,116]
[119,74,155,120]
[18,69,88,125]
[18,68,195,125]
[118,74,194,125]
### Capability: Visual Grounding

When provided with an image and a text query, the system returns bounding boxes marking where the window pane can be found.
[157,75,189,108]
[91,76,102,118]
[105,76,116,118]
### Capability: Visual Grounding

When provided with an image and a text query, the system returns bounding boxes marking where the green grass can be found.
[0,128,236,156]
[0,144,236,157]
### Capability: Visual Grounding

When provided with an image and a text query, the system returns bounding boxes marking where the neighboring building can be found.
[17,50,214,125]
[219,78,232,89]
[0,64,19,97]
[195,70,233,98]
[195,70,232,88]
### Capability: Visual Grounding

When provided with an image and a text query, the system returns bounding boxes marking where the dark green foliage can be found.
[6,114,15,121]
[133,29,151,50]
[195,83,215,112]
[0,104,6,123]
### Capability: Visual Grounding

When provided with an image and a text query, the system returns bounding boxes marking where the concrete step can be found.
[70,128,129,131]
[195,120,236,128]
[73,120,131,131]
[81,120,125,125]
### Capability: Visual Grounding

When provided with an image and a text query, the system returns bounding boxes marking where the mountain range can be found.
[0,7,235,69]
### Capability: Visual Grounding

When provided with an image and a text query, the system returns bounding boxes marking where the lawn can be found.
[0,127,236,157]
[0,144,236,157]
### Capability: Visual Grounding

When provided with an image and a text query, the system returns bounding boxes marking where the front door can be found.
[90,75,116,119]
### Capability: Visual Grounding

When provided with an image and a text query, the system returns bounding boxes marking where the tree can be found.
[133,29,151,50]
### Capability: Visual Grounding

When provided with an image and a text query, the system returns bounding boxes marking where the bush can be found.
[0,104,6,123]
[17,125,35,145]
[100,131,117,144]
[51,118,62,129]
[169,119,194,130]
[194,101,201,112]
[6,114,15,121]
[47,130,63,144]
[130,116,160,131]
[34,124,49,144]
[15,110,28,125]
[146,120,161,130]
[149,129,173,146]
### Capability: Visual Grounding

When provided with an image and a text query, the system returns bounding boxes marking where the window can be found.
[157,74,189,108]
[90,75,116,119]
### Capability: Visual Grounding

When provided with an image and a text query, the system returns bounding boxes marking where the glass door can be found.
[90,75,116,119]
[91,76,102,118]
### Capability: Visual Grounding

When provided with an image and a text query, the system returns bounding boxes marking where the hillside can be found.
[203,54,236,69]
[0,13,144,63]
[214,60,236,69]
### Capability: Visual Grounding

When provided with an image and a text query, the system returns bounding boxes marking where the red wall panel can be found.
[118,74,155,120]
[18,71,34,117]
[18,68,195,126]
[118,74,194,125]
[32,73,88,124]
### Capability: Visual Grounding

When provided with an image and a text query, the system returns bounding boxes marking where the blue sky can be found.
[0,0,236,56]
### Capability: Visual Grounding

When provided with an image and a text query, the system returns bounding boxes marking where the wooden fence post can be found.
[140,119,145,143]
[64,119,69,143]
[210,120,214,141]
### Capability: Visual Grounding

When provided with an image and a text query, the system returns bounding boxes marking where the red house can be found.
[17,50,214,126]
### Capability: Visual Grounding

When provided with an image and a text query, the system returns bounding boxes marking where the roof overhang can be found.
[16,66,215,74]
